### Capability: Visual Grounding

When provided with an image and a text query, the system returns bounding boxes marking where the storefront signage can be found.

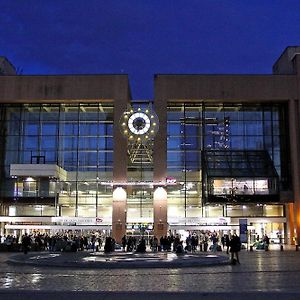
[166,177,177,184]
[100,180,177,186]
[169,217,230,225]
[51,217,111,225]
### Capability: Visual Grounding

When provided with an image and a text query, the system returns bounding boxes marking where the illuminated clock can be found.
[120,106,159,143]
[128,112,151,135]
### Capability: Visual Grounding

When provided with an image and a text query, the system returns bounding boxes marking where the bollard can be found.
[249,245,253,251]
[280,245,283,251]
[296,245,299,251]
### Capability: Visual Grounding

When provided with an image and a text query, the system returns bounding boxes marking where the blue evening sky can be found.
[1,0,300,99]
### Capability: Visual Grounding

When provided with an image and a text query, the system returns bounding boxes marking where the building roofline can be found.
[272,46,300,66]
[0,56,17,75]
[154,73,293,77]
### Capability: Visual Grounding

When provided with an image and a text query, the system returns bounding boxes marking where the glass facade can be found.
[167,102,289,220]
[0,101,290,241]
[0,103,114,218]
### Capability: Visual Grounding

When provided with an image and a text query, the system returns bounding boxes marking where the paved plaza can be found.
[7,250,230,269]
[0,246,300,299]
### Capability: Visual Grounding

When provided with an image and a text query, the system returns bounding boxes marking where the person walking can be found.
[121,235,127,252]
[229,233,241,264]
[225,234,230,254]
[22,233,31,254]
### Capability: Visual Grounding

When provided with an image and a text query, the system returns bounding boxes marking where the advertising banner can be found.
[239,218,248,243]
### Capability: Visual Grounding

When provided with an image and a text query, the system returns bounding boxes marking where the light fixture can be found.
[113,187,127,201]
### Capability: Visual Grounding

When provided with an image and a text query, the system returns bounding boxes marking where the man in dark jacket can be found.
[229,233,241,264]
[22,233,31,254]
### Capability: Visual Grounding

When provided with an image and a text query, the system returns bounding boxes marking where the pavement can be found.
[0,244,300,300]
[7,249,230,269]
[0,290,300,300]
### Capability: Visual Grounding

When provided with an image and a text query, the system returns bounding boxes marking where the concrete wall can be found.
[273,46,300,75]
[0,75,131,102]
[154,74,296,102]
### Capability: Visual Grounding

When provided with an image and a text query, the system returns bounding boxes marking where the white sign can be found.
[169,217,230,225]
[51,217,111,225]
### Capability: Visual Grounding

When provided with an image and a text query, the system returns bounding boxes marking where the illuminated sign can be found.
[51,217,110,225]
[166,177,177,184]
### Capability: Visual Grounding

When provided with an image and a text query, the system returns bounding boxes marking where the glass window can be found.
[185,124,199,136]
[245,136,263,149]
[45,151,56,163]
[41,123,57,135]
[243,110,262,121]
[79,137,97,150]
[167,137,182,149]
[41,136,56,150]
[98,152,113,164]
[22,110,40,121]
[24,123,39,135]
[185,152,200,162]
[229,136,244,149]
[99,137,113,149]
[167,152,184,162]
[79,123,98,136]
[264,136,272,148]
[264,121,273,135]
[273,151,281,167]
[230,121,244,135]
[40,106,59,121]
[244,121,263,135]
[168,111,184,121]
[98,123,113,136]
[264,205,284,216]
[23,136,38,150]
[78,152,98,166]
[61,137,78,150]
[62,123,78,135]
[63,152,78,164]
[224,111,240,120]
[184,136,200,150]
[79,110,99,122]
[6,136,19,151]
[21,151,32,163]
[272,121,280,135]
[168,123,182,136]
[60,106,79,121]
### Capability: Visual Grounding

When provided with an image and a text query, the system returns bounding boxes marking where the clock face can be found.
[128,112,151,135]
[120,106,159,143]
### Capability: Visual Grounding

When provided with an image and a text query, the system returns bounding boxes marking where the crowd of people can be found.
[120,231,241,260]
[0,232,105,253]
[0,230,243,264]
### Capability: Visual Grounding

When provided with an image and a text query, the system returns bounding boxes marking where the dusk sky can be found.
[1,0,300,99]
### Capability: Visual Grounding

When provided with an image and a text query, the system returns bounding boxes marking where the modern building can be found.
[0,56,16,75]
[0,47,300,245]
